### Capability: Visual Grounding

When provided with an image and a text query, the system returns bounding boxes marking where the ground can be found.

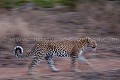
[0,4,120,80]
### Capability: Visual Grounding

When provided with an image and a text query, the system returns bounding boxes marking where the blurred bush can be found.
[0,0,14,9]
[0,0,29,9]
[31,0,55,8]
[0,0,119,10]
[58,0,78,11]
[0,0,57,8]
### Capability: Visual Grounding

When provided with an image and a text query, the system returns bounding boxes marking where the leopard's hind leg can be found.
[45,55,60,72]
[71,56,81,72]
[28,54,42,75]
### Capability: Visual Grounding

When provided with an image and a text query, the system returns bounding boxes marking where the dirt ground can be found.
[0,3,120,80]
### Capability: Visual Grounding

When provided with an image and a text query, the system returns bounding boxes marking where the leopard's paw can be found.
[71,69,81,72]
[52,68,61,72]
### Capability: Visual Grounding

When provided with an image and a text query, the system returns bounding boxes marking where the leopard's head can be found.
[86,37,97,52]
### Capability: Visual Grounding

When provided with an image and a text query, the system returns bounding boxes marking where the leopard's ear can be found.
[85,36,90,39]
[85,37,90,41]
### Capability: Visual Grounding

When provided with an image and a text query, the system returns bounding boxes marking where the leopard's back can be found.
[34,39,84,55]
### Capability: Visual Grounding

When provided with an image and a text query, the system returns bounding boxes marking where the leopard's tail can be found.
[14,46,32,58]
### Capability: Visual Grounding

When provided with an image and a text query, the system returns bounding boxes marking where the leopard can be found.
[14,37,97,73]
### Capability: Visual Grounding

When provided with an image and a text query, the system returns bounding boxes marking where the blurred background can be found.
[0,0,120,80]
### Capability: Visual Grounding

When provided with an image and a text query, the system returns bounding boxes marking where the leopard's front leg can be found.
[78,47,94,67]
[78,54,93,67]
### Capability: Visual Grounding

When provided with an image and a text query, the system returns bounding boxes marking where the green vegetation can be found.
[58,0,78,11]
[31,0,55,8]
[0,0,29,9]
[0,0,14,9]
[0,0,117,10]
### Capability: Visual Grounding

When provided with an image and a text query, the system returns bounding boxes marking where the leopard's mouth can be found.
[92,47,96,52]
[92,47,96,48]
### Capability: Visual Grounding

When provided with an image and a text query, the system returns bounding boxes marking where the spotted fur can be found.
[14,37,97,73]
